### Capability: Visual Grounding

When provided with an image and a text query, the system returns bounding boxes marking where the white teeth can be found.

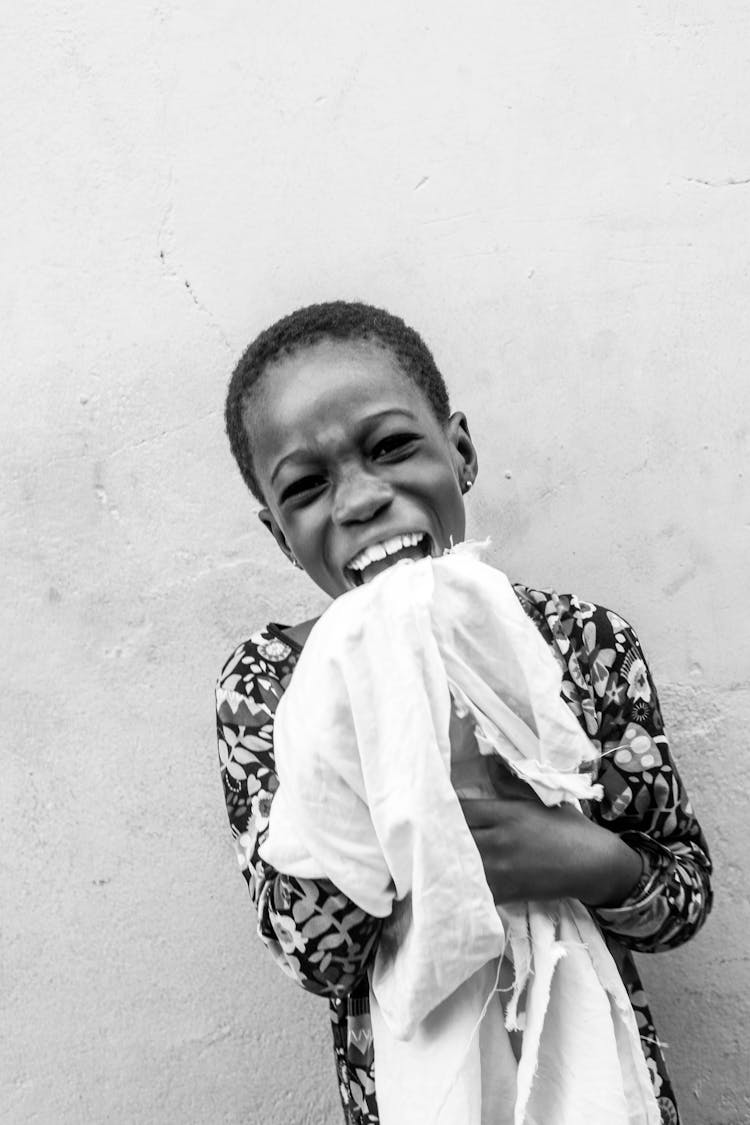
[348,532,425,572]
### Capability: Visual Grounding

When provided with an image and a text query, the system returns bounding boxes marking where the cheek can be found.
[286,513,335,576]
[447,478,468,532]
[434,457,463,504]
[450,498,467,538]
[427,466,466,538]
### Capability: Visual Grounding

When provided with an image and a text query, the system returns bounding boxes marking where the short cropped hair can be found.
[224,300,451,501]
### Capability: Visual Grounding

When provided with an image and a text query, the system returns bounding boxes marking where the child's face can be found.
[250,337,478,599]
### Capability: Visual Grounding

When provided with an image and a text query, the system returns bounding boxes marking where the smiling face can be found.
[248,337,478,599]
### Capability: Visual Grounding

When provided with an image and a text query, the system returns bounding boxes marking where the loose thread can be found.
[640,1034,670,1050]
[434,954,507,1122]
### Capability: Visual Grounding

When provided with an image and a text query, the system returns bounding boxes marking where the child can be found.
[216,300,712,1125]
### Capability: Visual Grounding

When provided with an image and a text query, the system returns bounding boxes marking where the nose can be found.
[331,467,394,525]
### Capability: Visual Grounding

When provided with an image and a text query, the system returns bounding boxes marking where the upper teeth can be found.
[347,532,426,572]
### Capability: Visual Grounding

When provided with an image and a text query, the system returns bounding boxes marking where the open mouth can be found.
[345,531,433,587]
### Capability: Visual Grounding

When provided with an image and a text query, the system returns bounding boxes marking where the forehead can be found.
[247,337,434,461]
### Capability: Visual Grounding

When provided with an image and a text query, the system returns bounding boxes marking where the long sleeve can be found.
[517,588,713,954]
[216,630,382,998]
[584,607,712,951]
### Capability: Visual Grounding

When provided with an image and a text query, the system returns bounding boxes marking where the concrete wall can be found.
[2,3,748,1122]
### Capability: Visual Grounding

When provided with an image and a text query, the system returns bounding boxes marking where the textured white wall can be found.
[2,3,749,1122]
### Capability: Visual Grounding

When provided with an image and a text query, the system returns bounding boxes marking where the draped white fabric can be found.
[260,545,660,1125]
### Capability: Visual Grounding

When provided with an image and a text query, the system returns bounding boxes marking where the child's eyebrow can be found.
[269,408,420,484]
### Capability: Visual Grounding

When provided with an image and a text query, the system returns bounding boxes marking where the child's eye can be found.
[280,475,326,504]
[372,433,419,460]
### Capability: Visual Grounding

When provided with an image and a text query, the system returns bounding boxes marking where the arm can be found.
[459,758,644,908]
[459,593,712,953]
[581,604,713,952]
[452,702,644,907]
[216,637,381,998]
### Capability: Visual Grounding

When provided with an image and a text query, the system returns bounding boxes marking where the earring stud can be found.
[465,478,473,491]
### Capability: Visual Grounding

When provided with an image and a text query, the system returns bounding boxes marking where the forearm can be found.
[574,818,644,908]
[591,830,713,952]
[254,864,382,997]
[217,678,382,1001]
[230,790,382,998]
[461,786,644,907]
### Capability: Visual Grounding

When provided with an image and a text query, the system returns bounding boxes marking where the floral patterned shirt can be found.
[215,585,713,1125]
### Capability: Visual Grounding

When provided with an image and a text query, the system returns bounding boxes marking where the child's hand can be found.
[459,760,643,907]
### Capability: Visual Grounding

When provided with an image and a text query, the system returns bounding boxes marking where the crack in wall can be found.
[685,175,750,187]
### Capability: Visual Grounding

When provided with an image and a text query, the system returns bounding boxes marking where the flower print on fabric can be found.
[625,655,652,703]
[613,723,662,773]
[216,590,712,1125]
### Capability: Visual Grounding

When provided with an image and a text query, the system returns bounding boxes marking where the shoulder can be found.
[216,625,297,689]
[215,626,299,724]
[512,583,657,739]
[512,582,638,648]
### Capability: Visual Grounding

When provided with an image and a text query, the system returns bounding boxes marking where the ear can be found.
[258,506,295,565]
[445,411,479,490]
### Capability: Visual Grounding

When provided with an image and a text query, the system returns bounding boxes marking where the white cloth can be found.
[260,545,660,1125]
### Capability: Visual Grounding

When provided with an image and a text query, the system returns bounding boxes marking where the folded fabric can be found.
[260,544,660,1125]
